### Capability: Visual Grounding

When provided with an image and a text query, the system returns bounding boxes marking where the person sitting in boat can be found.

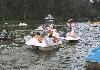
[47,30,53,36]
[34,32,43,43]
[66,19,72,32]
[44,34,54,46]
[66,28,77,38]
[58,29,64,37]
[66,18,75,32]
[46,24,54,31]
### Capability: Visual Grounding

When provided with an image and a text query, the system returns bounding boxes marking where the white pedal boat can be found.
[34,29,44,33]
[35,29,44,31]
[60,28,81,42]
[65,36,80,41]
[19,23,27,26]
[59,36,80,42]
[25,38,62,51]
[90,24,98,27]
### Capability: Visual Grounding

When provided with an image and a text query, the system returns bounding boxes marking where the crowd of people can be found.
[30,18,77,45]
[25,18,78,47]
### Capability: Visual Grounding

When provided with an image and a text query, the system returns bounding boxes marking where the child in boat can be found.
[34,32,43,43]
[47,30,53,36]
[45,34,54,46]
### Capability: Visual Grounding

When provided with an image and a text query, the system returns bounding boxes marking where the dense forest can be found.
[0,0,99,22]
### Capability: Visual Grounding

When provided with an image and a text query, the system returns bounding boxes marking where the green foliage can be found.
[0,0,99,22]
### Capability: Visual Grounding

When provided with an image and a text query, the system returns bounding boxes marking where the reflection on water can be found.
[0,23,100,70]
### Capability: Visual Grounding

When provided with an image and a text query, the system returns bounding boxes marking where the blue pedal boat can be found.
[86,46,100,63]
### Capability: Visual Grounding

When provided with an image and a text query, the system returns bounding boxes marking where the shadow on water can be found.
[26,46,60,61]
[85,62,100,70]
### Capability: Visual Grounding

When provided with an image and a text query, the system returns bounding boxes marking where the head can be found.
[35,32,40,35]
[68,19,73,23]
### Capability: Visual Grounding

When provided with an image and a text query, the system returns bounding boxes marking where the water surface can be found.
[0,22,100,70]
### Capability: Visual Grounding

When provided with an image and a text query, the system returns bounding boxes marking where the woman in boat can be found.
[34,32,43,43]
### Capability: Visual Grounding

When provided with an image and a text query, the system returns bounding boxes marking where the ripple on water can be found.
[0,23,100,70]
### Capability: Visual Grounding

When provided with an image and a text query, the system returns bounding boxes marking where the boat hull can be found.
[60,36,80,43]
[24,45,60,51]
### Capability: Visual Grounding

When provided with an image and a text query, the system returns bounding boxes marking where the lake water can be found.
[0,22,100,70]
